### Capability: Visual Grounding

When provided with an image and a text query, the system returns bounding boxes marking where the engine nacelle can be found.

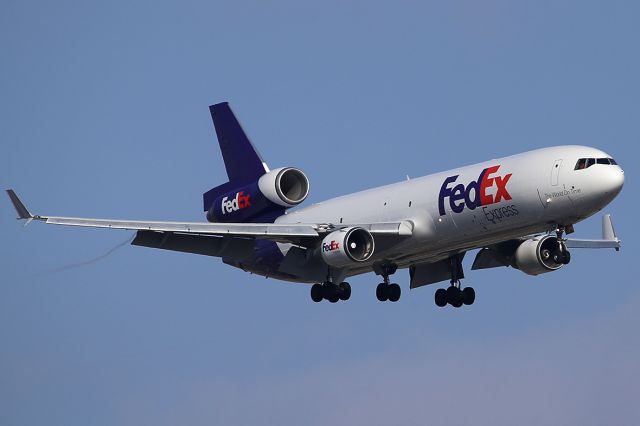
[258,167,309,207]
[205,167,309,223]
[321,227,375,268]
[514,235,564,276]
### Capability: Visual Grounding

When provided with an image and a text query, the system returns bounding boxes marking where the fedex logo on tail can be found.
[221,191,251,215]
[438,165,512,216]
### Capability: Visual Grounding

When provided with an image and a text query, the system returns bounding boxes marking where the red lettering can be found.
[479,165,500,205]
[494,174,512,202]
[237,191,251,209]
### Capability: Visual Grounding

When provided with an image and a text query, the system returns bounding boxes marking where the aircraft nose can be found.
[605,166,624,196]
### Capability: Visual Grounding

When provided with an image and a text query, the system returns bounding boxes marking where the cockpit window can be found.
[574,157,619,170]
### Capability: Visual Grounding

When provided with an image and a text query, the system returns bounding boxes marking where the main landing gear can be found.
[310,281,351,303]
[434,253,475,308]
[374,264,401,302]
[434,284,475,308]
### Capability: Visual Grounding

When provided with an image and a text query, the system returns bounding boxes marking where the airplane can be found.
[7,102,624,307]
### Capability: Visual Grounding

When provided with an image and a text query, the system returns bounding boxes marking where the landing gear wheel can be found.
[327,294,339,303]
[446,286,463,308]
[310,284,323,303]
[434,288,447,307]
[462,287,475,305]
[376,283,388,302]
[562,250,571,265]
[322,282,340,302]
[339,282,351,301]
[388,283,401,302]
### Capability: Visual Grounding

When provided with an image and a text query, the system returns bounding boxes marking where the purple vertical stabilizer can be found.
[210,102,268,183]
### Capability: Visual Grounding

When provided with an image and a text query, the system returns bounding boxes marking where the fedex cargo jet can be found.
[7,103,624,307]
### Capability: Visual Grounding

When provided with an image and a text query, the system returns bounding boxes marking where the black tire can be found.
[327,294,339,303]
[321,283,337,300]
[376,283,388,302]
[311,284,323,302]
[562,250,571,265]
[434,288,447,307]
[339,282,351,301]
[388,283,401,302]
[446,286,463,308]
[462,287,475,305]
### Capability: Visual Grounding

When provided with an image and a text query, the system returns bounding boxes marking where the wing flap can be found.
[132,231,255,259]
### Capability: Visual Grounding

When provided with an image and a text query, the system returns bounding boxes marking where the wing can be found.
[6,190,413,247]
[564,214,621,250]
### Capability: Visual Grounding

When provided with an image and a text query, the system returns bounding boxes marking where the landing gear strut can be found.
[374,263,401,302]
[434,253,475,308]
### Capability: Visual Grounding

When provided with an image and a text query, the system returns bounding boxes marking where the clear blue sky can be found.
[1,1,638,425]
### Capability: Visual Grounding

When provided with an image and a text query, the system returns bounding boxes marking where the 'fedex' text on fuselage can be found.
[438,165,512,216]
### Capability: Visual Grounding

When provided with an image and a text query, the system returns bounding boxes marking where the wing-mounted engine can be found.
[473,235,566,276]
[513,235,565,275]
[320,227,375,268]
[204,167,310,223]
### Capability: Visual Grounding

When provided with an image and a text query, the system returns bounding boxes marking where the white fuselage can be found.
[276,146,624,281]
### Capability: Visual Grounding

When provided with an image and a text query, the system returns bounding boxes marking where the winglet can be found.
[602,214,617,241]
[603,214,621,251]
[6,189,33,220]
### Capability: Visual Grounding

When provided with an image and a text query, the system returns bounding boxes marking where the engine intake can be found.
[514,235,564,276]
[258,167,309,207]
[321,227,375,268]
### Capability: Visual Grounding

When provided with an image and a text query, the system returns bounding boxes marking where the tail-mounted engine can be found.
[320,227,375,268]
[257,167,309,207]
[204,167,310,223]
[514,235,566,276]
